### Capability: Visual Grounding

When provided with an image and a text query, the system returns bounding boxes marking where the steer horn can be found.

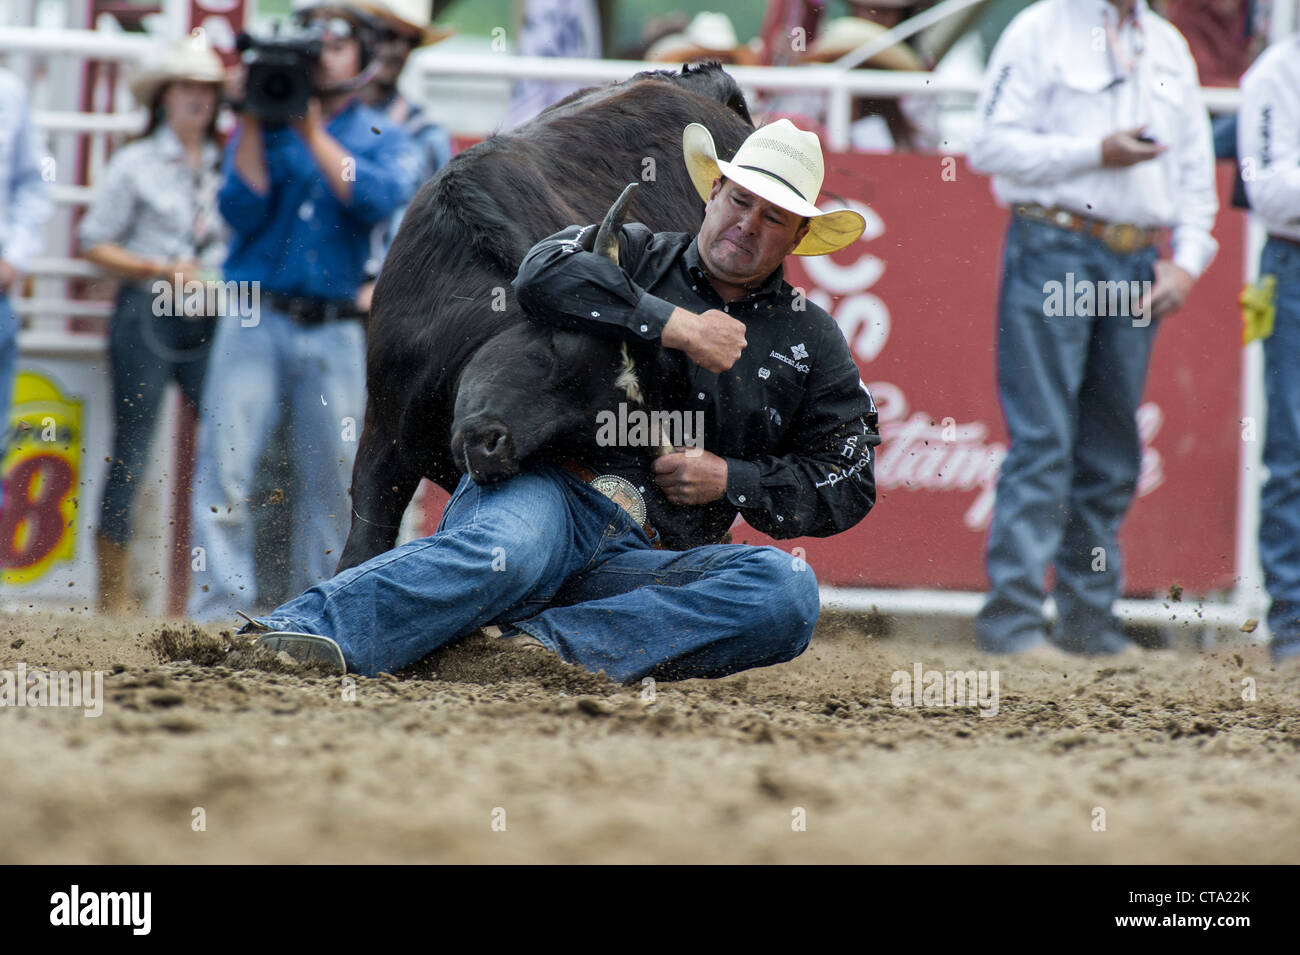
[582,182,675,458]
[581,182,639,264]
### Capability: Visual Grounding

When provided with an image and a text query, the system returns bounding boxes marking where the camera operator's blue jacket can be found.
[218,98,420,301]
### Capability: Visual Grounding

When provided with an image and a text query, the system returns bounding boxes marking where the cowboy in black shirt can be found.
[514,220,880,549]
[242,119,883,682]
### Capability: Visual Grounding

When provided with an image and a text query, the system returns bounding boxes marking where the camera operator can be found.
[189,1,420,622]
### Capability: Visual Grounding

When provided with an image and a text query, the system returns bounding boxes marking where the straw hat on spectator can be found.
[352,0,454,47]
[646,12,758,66]
[128,32,226,105]
[682,118,866,255]
[804,16,924,71]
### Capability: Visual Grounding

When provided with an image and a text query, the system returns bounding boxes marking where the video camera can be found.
[235,21,323,124]
[235,9,378,124]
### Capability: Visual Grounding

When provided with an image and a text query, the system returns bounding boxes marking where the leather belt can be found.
[561,459,662,548]
[1014,203,1162,255]
[267,293,366,327]
[1267,233,1300,252]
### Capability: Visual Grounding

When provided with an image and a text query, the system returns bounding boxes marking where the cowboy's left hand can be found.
[653,449,728,505]
[0,259,18,292]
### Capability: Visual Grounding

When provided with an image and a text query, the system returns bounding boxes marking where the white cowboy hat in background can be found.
[682,119,867,255]
[352,0,455,47]
[645,11,758,66]
[128,31,225,104]
[804,16,924,71]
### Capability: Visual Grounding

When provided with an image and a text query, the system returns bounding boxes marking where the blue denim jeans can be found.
[0,295,16,513]
[976,216,1159,654]
[188,305,365,621]
[1259,237,1300,662]
[99,285,215,544]
[251,464,819,683]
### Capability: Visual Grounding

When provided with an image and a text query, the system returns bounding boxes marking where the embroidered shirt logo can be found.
[769,350,809,374]
[790,343,808,360]
[758,367,770,379]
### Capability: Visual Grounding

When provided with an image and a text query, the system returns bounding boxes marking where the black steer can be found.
[338,62,754,571]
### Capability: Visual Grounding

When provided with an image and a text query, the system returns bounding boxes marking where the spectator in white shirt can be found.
[968,0,1217,658]
[1238,34,1300,664]
[78,34,228,614]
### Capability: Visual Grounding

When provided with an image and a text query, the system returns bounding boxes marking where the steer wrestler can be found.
[237,118,882,681]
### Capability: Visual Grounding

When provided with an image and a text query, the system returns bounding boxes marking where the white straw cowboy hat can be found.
[646,11,758,66]
[683,119,866,255]
[129,32,225,104]
[352,0,455,47]
[805,16,924,71]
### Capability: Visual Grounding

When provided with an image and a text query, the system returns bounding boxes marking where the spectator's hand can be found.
[661,306,747,373]
[356,281,375,312]
[166,259,204,288]
[1139,260,1195,320]
[1101,127,1167,167]
[652,448,728,505]
[291,98,324,141]
[0,259,18,292]
[224,64,247,109]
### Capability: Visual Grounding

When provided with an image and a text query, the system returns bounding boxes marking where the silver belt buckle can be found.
[589,473,647,525]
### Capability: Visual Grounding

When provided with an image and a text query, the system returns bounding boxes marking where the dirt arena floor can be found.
[1,608,1297,864]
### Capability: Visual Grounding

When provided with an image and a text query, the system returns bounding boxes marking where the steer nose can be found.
[456,416,519,483]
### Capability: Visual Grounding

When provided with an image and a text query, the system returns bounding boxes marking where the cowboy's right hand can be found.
[662,306,746,373]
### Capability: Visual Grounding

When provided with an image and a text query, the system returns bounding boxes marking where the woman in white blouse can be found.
[79,33,227,614]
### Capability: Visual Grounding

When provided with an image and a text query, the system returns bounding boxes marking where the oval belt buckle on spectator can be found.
[589,473,647,526]
[1104,224,1141,254]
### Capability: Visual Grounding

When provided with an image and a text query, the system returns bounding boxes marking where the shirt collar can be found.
[1098,0,1148,30]
[153,123,220,169]
[683,235,787,303]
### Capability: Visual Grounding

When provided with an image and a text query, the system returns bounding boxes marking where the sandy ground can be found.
[1,609,1297,864]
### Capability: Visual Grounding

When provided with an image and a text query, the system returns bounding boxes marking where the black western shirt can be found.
[512,222,881,550]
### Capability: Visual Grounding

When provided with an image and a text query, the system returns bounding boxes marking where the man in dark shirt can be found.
[512,217,879,550]
[241,118,882,682]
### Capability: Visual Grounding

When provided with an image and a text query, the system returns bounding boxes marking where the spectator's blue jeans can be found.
[99,285,215,544]
[976,216,1159,654]
[189,305,365,621]
[0,294,16,512]
[250,464,819,682]
[1259,237,1300,662]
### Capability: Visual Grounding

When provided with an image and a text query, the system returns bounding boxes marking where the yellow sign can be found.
[1,370,82,584]
[1241,274,1277,345]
